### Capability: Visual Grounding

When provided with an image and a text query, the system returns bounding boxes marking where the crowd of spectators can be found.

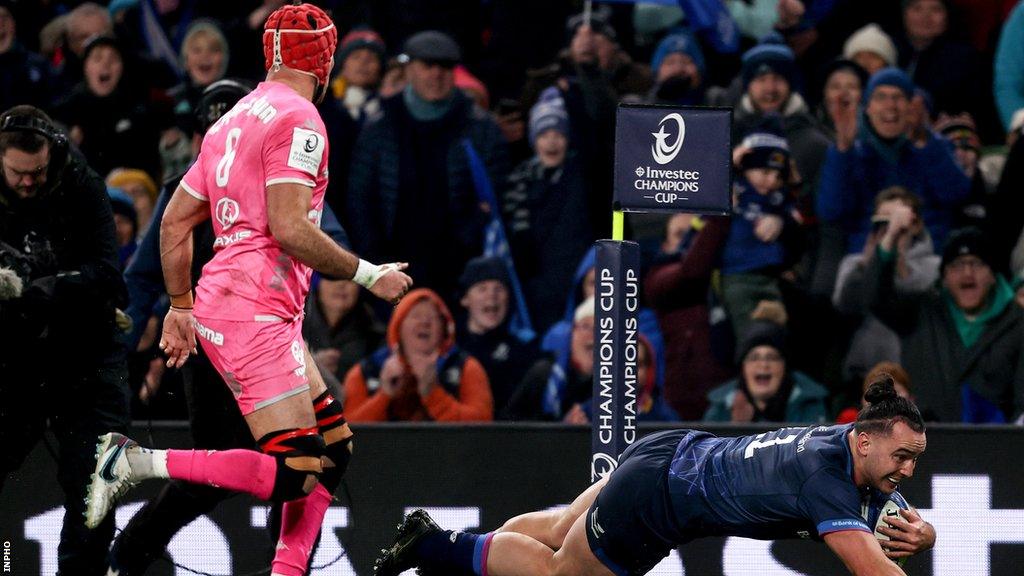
[4,0,1024,426]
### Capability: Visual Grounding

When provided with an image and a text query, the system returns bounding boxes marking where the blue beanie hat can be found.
[651,30,705,77]
[863,67,914,104]
[741,43,797,90]
[739,122,791,179]
[528,87,570,146]
[107,186,138,230]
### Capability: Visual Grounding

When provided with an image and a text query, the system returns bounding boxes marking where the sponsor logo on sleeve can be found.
[288,127,325,177]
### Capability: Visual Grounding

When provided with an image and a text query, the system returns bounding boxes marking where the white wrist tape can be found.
[353,259,395,289]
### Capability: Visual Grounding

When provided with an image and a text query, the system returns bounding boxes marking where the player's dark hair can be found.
[855,374,925,436]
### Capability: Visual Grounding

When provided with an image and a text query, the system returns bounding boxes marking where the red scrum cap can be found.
[263,2,338,90]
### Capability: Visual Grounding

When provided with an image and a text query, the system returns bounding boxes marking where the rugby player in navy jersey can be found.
[375,376,935,576]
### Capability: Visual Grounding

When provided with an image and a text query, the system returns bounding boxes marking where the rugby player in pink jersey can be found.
[83,4,412,575]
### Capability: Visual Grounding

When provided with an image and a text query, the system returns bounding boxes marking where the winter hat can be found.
[528,87,570,146]
[107,186,138,230]
[459,256,510,293]
[842,24,898,68]
[574,295,595,324]
[739,123,790,177]
[941,227,997,272]
[863,67,914,103]
[934,112,981,152]
[822,58,869,91]
[398,30,461,66]
[735,318,788,365]
[106,168,158,204]
[651,30,705,77]
[741,43,797,90]
[82,34,125,63]
[337,27,385,65]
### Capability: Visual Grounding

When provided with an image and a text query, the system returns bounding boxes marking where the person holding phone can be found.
[832,186,940,392]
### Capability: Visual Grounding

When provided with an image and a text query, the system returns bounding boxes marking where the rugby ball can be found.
[873,495,910,567]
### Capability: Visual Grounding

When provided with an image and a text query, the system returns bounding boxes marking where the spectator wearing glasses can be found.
[866,226,1024,423]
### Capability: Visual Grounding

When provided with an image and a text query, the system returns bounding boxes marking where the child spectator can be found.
[503,88,593,334]
[455,256,539,419]
[720,125,802,338]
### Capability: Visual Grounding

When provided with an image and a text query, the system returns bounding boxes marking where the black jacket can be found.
[346,90,508,302]
[0,149,126,363]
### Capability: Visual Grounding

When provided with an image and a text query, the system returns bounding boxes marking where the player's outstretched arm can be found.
[159,186,210,367]
[823,530,908,576]
[267,182,412,303]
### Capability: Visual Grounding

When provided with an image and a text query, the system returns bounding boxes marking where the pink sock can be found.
[271,483,332,576]
[166,449,277,500]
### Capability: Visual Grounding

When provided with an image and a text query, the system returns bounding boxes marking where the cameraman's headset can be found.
[0,110,71,192]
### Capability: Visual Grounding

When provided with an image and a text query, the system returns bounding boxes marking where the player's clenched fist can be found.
[354,260,412,304]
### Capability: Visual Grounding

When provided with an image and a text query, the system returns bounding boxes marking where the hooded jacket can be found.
[343,288,493,422]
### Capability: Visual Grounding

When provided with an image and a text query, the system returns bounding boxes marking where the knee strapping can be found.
[314,391,352,492]
[319,436,352,493]
[257,427,325,502]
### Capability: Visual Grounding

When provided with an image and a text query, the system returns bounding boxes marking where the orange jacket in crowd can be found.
[343,288,493,422]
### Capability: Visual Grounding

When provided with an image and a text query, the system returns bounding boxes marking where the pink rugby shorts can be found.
[193,315,310,415]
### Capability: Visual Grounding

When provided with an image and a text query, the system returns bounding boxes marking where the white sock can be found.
[125,447,169,480]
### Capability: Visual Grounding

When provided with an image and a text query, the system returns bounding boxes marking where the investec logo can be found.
[634,112,700,204]
[651,112,685,164]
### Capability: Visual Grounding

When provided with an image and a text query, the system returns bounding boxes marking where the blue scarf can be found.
[403,85,455,122]
[858,111,908,166]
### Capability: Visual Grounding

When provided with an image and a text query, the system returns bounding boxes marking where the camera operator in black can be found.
[0,104,130,576]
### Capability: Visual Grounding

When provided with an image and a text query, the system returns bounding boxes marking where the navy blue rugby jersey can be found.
[667,424,896,540]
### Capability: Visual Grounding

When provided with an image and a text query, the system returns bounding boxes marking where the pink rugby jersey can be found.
[181,81,329,322]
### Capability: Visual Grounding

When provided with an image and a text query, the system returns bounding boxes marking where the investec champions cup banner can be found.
[614,104,732,214]
[592,240,640,483]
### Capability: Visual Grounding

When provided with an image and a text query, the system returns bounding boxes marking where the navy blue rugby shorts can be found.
[585,429,710,576]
